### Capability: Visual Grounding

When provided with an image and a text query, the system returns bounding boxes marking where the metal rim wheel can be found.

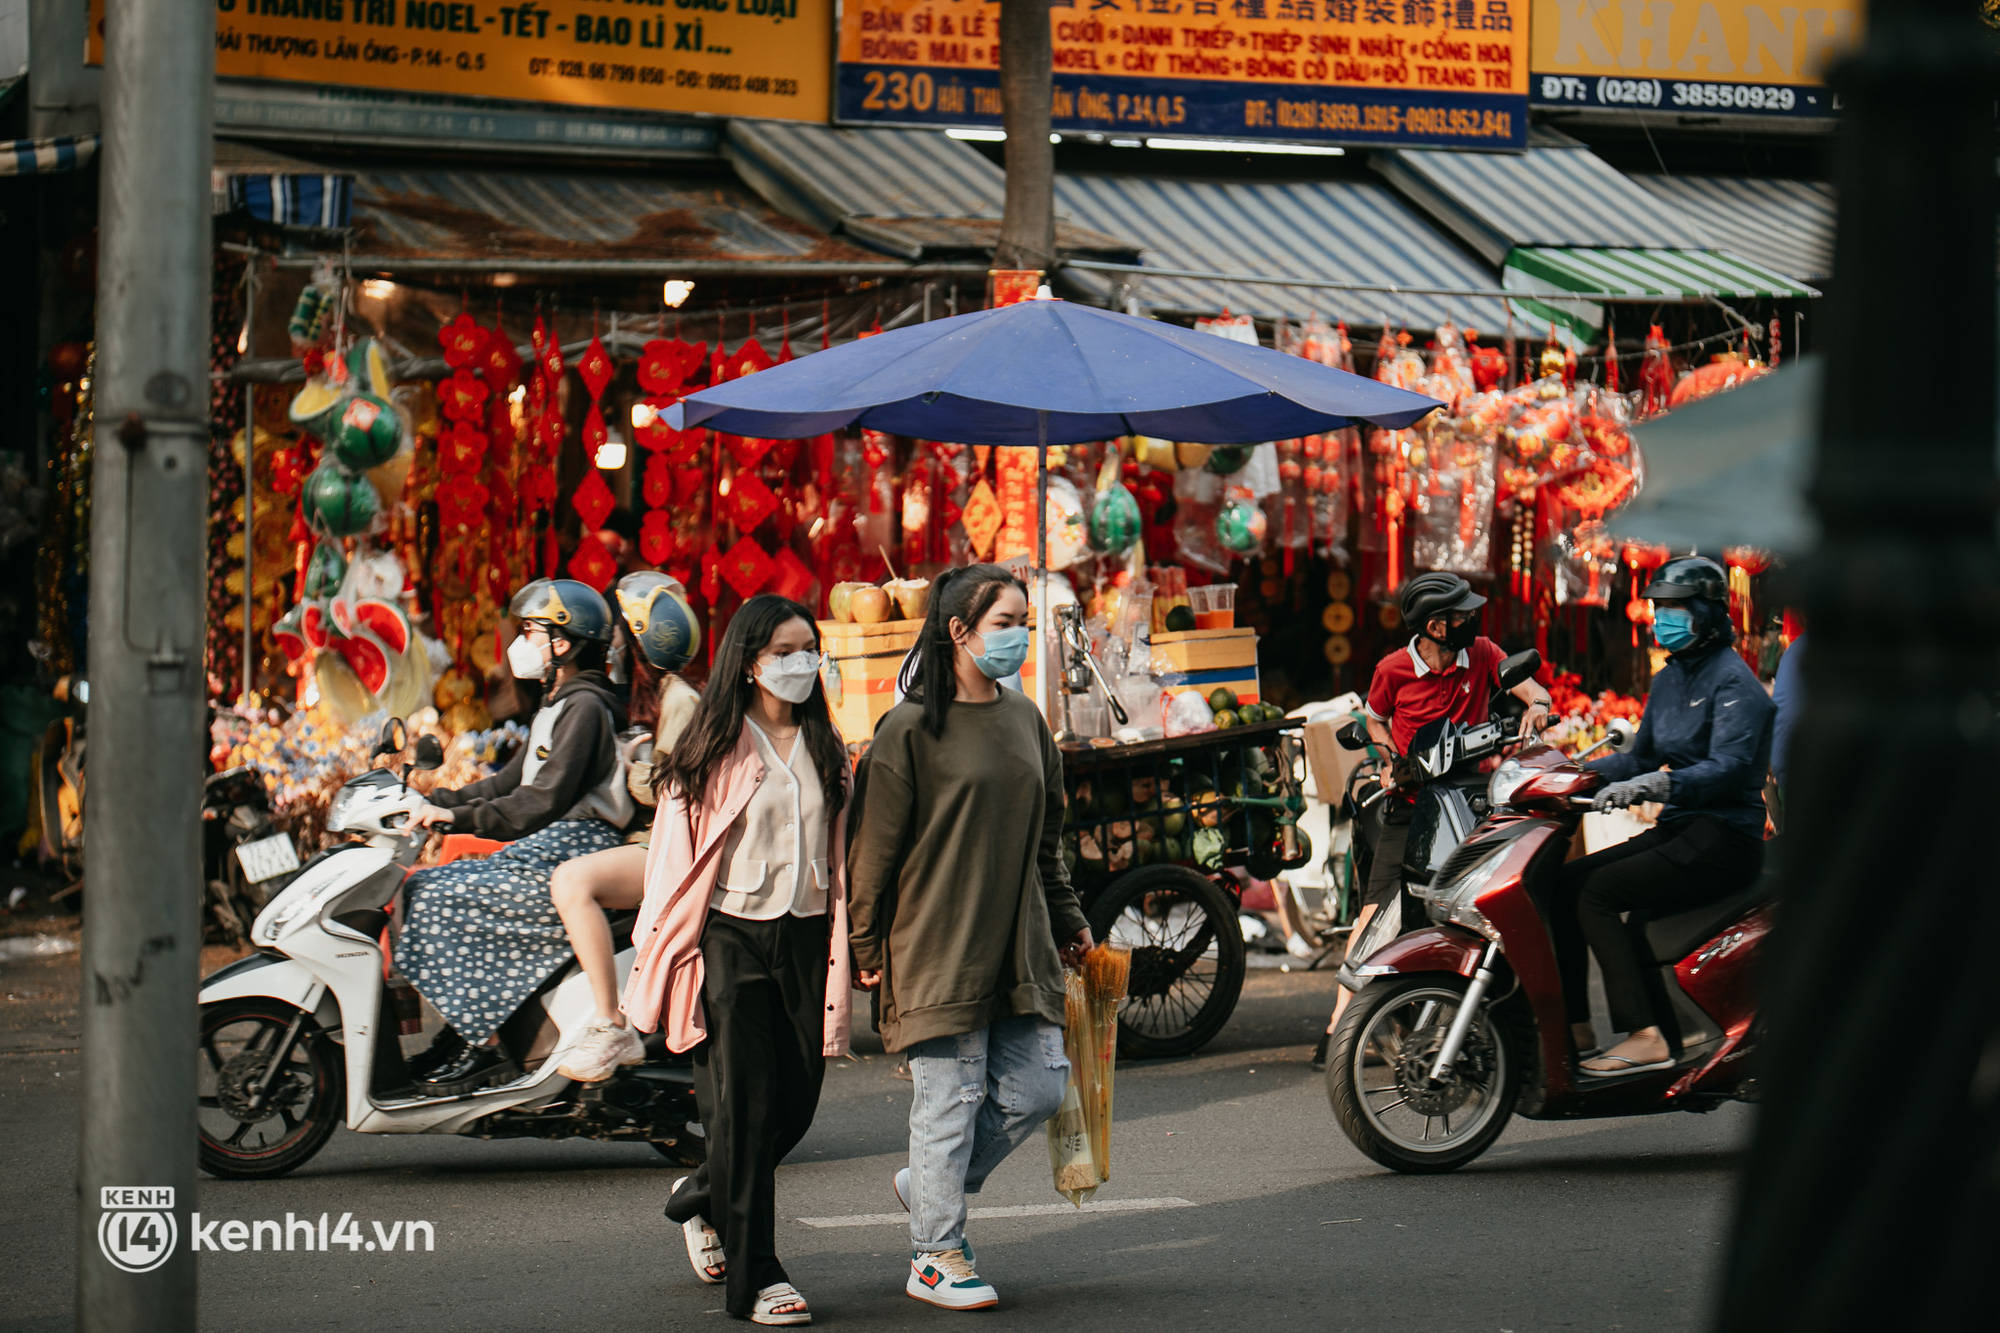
[198,998,343,1179]
[1326,977,1521,1174]
[1086,865,1246,1060]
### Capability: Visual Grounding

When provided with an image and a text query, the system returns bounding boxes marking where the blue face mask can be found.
[969,625,1031,680]
[1653,606,1698,651]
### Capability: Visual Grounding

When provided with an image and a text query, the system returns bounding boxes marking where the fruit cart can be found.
[1060,712,1309,1059]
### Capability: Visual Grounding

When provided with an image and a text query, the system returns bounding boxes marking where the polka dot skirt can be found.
[397,819,627,1043]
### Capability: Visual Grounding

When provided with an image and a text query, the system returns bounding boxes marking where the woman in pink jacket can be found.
[621,594,851,1327]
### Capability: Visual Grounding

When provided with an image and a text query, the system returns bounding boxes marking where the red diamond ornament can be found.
[520,463,558,513]
[640,508,676,565]
[578,335,614,400]
[770,545,815,603]
[567,532,618,591]
[718,535,774,599]
[583,404,608,456]
[571,468,615,531]
[642,453,675,508]
[721,468,778,533]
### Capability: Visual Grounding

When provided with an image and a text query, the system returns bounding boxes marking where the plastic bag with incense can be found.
[1049,944,1130,1206]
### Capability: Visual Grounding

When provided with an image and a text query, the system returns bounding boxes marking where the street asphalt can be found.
[3,933,1749,1333]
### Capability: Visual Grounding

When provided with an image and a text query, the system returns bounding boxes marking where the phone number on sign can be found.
[527,57,797,92]
[1536,74,1801,113]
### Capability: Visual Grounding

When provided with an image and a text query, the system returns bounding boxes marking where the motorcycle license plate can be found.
[235,832,301,884]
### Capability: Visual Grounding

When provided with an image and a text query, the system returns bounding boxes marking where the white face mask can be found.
[756,650,821,705]
[508,632,551,681]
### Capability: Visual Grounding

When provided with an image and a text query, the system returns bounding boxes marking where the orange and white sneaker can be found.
[907,1245,997,1310]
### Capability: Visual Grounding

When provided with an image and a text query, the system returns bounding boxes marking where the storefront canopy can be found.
[1629,175,1836,284]
[335,166,894,276]
[1054,174,1511,333]
[724,121,1135,262]
[1,133,98,176]
[1503,246,1820,343]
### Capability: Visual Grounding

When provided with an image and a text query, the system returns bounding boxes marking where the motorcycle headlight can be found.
[252,883,310,945]
[1426,843,1508,945]
[1486,758,1531,809]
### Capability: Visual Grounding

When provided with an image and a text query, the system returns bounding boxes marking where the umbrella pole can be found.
[1035,410,1049,725]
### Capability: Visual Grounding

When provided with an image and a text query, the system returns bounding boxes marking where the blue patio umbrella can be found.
[667,295,1443,718]
[667,295,1442,445]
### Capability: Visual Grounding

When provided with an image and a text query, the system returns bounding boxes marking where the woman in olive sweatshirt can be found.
[848,563,1092,1312]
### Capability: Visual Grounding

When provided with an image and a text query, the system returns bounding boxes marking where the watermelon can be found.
[302,461,381,537]
[327,393,404,471]
[1088,482,1141,555]
[1205,444,1253,476]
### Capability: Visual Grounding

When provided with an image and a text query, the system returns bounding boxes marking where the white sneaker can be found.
[893,1166,911,1212]
[1286,934,1317,960]
[556,1020,643,1082]
[908,1247,997,1310]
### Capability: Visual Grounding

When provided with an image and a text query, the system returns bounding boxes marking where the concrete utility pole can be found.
[995,0,1056,274]
[77,0,214,1325]
[1716,1,1999,1327]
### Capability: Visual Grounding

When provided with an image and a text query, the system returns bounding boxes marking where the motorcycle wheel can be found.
[198,999,344,1179]
[1326,975,1522,1174]
[1086,865,1245,1060]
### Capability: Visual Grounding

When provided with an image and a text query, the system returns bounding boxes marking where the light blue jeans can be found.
[905,1015,1070,1252]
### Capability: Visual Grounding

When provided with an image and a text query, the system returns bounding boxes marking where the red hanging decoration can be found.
[577,335,615,400]
[634,399,677,451]
[640,509,676,565]
[582,403,609,457]
[520,463,558,513]
[567,532,618,591]
[436,474,490,529]
[770,545,815,603]
[643,453,676,508]
[571,468,616,532]
[724,433,774,470]
[439,313,485,369]
[720,468,779,533]
[717,535,775,599]
[438,421,489,476]
[439,368,489,421]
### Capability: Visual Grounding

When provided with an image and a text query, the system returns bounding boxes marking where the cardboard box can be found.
[1302,712,1376,806]
[1150,626,1258,674]
[819,618,1038,744]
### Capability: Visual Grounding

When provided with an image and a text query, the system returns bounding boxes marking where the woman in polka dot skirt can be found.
[399,578,633,1094]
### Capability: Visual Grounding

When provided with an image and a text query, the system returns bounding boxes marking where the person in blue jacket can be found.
[1555,556,1774,1079]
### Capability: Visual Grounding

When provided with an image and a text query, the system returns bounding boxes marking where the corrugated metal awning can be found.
[1629,175,1836,283]
[1376,144,1707,265]
[343,168,887,272]
[1053,174,1511,332]
[1503,246,1819,342]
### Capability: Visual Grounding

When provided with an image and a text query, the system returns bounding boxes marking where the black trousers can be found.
[664,911,828,1316]
[1553,817,1763,1035]
[1361,799,1414,910]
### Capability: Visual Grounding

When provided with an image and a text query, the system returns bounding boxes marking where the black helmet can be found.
[615,571,701,672]
[1641,556,1727,607]
[1398,571,1487,630]
[508,578,615,645]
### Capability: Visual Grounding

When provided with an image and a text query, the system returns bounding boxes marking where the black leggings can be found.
[1553,817,1763,1034]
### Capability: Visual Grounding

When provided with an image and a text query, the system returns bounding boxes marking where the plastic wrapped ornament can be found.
[302,461,380,538]
[1089,481,1141,556]
[1205,444,1253,477]
[328,393,405,471]
[303,541,347,598]
[1045,476,1089,571]
[1216,488,1267,554]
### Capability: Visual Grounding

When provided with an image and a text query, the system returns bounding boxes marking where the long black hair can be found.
[660,594,846,817]
[896,563,1028,737]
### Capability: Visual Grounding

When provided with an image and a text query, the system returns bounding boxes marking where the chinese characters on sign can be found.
[149,0,833,123]
[836,0,1530,149]
[1528,0,1861,117]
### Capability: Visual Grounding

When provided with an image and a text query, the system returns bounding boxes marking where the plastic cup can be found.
[1196,583,1236,630]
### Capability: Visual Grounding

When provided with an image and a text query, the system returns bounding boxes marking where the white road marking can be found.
[795,1197,1198,1229]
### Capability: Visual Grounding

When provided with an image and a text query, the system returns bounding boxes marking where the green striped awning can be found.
[1501,247,1820,344]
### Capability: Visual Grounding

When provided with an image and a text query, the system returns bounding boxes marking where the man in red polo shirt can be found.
[1313,571,1552,1067]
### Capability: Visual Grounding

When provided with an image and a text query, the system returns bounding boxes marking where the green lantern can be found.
[1088,482,1142,555]
[303,541,348,598]
[1205,444,1254,476]
[327,393,403,471]
[302,460,381,538]
[1216,496,1266,553]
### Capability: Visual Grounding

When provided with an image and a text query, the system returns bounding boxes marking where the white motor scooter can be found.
[195,719,700,1179]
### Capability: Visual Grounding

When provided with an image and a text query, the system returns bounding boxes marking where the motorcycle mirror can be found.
[1497,649,1542,692]
[1606,717,1639,753]
[1335,718,1369,751]
[413,735,445,771]
[374,717,408,758]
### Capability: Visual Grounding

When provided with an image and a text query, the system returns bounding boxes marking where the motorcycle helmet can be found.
[509,578,615,646]
[1641,555,1733,652]
[1398,571,1487,649]
[616,571,702,673]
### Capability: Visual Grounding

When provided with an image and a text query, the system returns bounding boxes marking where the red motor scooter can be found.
[1325,731,1774,1173]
